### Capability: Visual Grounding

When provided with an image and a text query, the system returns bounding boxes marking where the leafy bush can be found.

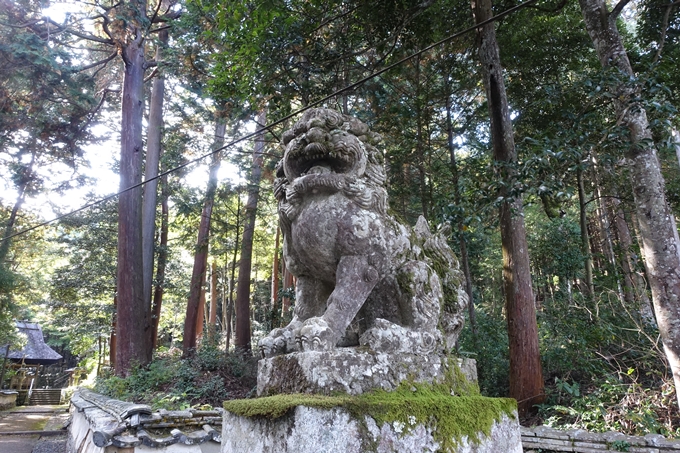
[94,345,257,409]
[458,310,509,397]
[539,374,680,437]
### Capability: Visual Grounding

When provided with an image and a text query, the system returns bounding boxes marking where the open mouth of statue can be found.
[288,142,353,178]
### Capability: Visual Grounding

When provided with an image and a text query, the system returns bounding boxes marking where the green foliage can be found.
[458,310,509,397]
[94,344,257,409]
[0,263,18,346]
[48,200,117,357]
[528,214,585,282]
[539,375,680,437]
[0,2,99,202]
[609,440,631,452]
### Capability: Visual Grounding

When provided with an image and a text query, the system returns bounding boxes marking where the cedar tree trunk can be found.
[234,110,267,354]
[115,0,149,375]
[472,0,544,415]
[182,118,225,355]
[577,166,595,298]
[142,28,168,322]
[150,176,169,349]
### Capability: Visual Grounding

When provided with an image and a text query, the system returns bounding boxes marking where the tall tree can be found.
[150,174,170,349]
[472,0,544,415]
[579,0,680,408]
[114,0,151,375]
[183,114,226,355]
[142,26,169,321]
[234,110,267,354]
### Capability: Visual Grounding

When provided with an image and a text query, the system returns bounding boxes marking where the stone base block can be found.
[0,390,18,411]
[257,350,477,396]
[221,402,521,453]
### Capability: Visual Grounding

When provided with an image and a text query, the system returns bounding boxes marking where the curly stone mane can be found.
[276,109,388,218]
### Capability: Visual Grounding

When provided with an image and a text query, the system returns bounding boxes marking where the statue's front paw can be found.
[258,328,288,358]
[296,317,336,351]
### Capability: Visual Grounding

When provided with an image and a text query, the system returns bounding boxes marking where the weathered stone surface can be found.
[520,425,680,452]
[68,389,222,453]
[257,350,476,396]
[221,405,521,453]
[258,108,467,359]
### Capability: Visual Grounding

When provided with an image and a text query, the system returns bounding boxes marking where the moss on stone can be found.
[259,355,311,396]
[223,393,352,419]
[348,385,516,451]
[441,357,481,397]
[223,383,516,452]
[396,268,416,297]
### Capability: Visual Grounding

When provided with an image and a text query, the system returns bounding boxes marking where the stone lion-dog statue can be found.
[258,108,467,358]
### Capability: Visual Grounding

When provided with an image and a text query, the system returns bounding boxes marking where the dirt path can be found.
[0,405,68,453]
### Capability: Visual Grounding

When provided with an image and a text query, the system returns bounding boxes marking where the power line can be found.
[1,0,540,244]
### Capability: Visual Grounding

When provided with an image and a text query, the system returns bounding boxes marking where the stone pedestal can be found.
[223,350,523,453]
[257,350,477,396]
[222,398,522,453]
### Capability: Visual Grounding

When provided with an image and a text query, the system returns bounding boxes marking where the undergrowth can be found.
[458,291,680,438]
[537,374,680,438]
[94,344,257,409]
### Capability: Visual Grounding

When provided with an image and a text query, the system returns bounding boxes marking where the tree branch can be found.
[309,5,359,35]
[66,27,114,45]
[526,0,568,13]
[143,66,159,83]
[654,0,680,63]
[76,51,118,72]
[609,0,632,23]
[149,24,172,34]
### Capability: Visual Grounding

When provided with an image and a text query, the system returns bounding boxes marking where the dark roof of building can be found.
[4,321,62,365]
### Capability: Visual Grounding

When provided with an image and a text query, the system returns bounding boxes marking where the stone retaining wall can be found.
[68,389,221,453]
[522,425,680,452]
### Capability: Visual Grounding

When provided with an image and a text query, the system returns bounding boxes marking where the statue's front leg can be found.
[297,255,380,351]
[259,276,331,358]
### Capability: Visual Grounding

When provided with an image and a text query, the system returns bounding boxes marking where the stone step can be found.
[29,389,62,405]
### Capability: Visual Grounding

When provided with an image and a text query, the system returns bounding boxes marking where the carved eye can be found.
[325,112,343,129]
[308,118,325,129]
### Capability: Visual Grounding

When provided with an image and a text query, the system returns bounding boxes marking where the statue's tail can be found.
[414,217,468,352]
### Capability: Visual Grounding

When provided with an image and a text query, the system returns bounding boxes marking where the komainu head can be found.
[277,108,388,214]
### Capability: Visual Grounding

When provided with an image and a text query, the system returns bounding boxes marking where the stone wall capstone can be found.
[522,425,680,453]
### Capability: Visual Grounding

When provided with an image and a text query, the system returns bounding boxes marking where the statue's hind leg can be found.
[359,260,442,353]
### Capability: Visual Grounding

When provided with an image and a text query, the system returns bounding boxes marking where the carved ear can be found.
[413,216,433,242]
